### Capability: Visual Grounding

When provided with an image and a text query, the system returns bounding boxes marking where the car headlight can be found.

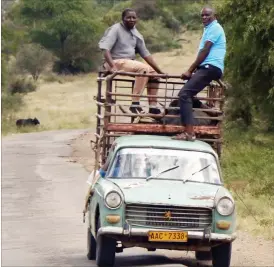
[216,197,234,216]
[105,191,122,209]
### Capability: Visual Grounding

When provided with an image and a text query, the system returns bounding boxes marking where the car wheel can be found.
[96,218,116,267]
[212,243,232,267]
[87,227,96,260]
[195,250,212,260]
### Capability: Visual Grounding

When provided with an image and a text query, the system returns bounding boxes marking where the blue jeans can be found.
[178,65,222,125]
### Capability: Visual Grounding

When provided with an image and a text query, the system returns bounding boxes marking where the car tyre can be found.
[212,242,232,267]
[96,218,116,267]
[87,227,96,260]
[195,250,212,260]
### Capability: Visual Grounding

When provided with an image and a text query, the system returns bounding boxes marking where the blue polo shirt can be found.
[199,20,226,73]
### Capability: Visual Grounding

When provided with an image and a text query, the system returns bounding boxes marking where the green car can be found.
[86,135,236,267]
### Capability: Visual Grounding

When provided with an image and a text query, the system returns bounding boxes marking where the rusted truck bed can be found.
[94,71,225,164]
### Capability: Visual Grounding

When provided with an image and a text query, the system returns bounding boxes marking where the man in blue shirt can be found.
[173,7,226,141]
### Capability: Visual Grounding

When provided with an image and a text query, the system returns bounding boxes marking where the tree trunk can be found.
[59,34,68,73]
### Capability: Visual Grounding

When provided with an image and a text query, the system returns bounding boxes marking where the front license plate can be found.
[148,231,188,242]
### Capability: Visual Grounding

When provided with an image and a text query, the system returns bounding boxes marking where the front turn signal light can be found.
[106,215,120,224]
[216,220,231,230]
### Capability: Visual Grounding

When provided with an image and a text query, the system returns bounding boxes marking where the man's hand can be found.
[181,70,192,80]
[110,65,118,72]
[158,70,168,77]
[156,70,165,74]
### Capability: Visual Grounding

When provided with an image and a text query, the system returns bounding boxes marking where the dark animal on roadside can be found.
[161,98,219,126]
[16,117,40,127]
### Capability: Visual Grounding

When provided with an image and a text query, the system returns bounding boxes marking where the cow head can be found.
[33,118,40,125]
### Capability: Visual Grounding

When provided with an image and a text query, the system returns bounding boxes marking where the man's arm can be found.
[99,25,118,71]
[143,55,164,74]
[136,37,164,74]
[103,50,117,71]
[182,41,213,79]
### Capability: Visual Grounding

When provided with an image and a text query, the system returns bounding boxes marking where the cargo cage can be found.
[94,71,225,165]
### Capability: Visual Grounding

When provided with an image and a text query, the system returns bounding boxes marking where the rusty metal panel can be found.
[94,71,226,161]
[104,112,223,121]
[106,123,221,135]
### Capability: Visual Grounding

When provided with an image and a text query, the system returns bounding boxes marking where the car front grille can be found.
[125,204,212,230]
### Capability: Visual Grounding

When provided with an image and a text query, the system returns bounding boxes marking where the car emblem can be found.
[164,211,172,220]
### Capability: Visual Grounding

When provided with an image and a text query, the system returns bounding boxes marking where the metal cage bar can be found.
[94,71,226,163]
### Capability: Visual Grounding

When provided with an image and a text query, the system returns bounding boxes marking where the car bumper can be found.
[98,226,237,242]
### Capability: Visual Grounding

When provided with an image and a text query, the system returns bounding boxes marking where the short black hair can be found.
[121,8,136,20]
[201,6,216,16]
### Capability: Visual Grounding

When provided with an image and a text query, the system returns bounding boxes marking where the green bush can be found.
[1,54,8,89]
[132,0,181,33]
[219,0,274,127]
[132,0,158,20]
[16,43,52,80]
[8,76,37,94]
[169,1,204,30]
[138,19,180,53]
[18,0,105,74]
[1,92,23,113]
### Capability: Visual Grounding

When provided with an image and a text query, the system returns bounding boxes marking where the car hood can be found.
[108,179,221,208]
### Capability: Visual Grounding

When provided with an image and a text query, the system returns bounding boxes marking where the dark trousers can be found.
[178,65,222,126]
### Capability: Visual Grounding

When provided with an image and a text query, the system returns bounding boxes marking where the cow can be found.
[160,98,218,126]
[16,117,40,127]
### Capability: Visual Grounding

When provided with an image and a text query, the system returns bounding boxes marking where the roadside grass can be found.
[3,73,98,136]
[222,125,274,239]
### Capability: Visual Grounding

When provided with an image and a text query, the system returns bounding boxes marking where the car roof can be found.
[113,135,217,156]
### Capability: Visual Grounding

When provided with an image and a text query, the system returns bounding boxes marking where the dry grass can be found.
[12,73,98,133]
[11,31,201,133]
[153,30,201,74]
[235,194,274,239]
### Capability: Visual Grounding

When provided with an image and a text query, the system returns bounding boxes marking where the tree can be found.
[19,0,103,73]
[219,0,274,127]
[16,44,52,80]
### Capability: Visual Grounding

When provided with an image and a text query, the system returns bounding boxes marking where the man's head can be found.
[122,8,137,30]
[201,7,216,26]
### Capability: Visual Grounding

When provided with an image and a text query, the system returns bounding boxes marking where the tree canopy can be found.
[219,0,274,127]
[19,0,103,73]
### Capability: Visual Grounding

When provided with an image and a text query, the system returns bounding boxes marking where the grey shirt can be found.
[98,22,150,60]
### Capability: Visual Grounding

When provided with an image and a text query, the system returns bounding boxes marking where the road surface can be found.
[2,130,274,267]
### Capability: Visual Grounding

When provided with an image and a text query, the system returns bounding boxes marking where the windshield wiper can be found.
[182,163,212,183]
[146,165,179,181]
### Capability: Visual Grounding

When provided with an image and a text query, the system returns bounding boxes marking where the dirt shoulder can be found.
[70,130,95,173]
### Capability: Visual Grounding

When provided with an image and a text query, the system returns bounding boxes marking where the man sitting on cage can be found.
[172,7,226,141]
[98,8,165,116]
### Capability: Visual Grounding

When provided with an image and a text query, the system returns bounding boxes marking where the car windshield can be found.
[107,148,221,184]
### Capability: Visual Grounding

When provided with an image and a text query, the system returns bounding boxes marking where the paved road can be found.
[1,130,202,267]
[2,130,274,267]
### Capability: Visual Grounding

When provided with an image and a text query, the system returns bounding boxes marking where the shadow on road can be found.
[115,254,209,267]
[65,253,211,267]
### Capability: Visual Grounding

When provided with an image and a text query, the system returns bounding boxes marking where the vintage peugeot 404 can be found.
[86,135,236,267]
[84,72,236,267]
